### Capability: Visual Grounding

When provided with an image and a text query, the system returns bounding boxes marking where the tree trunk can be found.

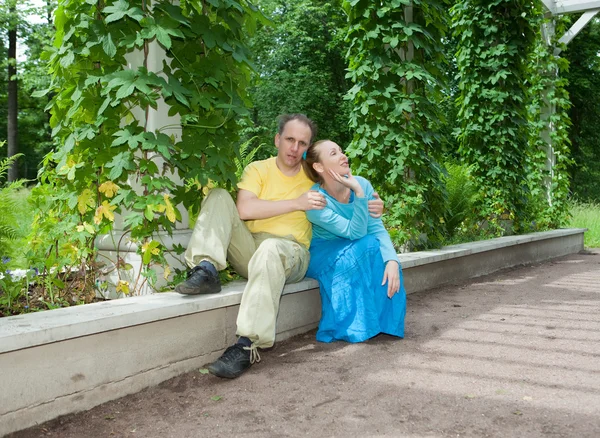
[7,2,18,182]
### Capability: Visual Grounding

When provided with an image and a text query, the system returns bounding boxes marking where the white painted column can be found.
[95,40,191,298]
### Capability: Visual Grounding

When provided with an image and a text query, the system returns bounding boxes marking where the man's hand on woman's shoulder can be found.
[368,192,384,218]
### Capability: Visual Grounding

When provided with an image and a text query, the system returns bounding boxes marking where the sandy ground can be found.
[7,249,600,438]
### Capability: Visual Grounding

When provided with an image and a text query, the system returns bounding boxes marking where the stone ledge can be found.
[398,228,586,268]
[0,228,585,355]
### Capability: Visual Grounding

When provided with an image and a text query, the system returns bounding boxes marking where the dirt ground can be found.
[8,249,600,438]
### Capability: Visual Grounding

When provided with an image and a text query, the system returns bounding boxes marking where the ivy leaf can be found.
[94,201,117,225]
[77,189,96,214]
[116,280,130,295]
[155,194,177,223]
[106,152,134,180]
[116,83,136,100]
[99,181,120,198]
[106,70,137,95]
[123,212,144,229]
[60,51,75,68]
[145,205,154,221]
[104,0,129,23]
[162,77,191,108]
[155,26,173,50]
[141,240,161,265]
[102,33,117,58]
[112,127,143,149]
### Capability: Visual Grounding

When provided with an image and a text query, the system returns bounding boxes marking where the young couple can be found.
[175,114,406,379]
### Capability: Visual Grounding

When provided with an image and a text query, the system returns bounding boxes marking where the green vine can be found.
[525,10,572,229]
[452,0,537,233]
[343,0,449,249]
[30,0,261,294]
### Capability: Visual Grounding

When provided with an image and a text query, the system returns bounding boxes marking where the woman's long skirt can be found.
[306,234,406,343]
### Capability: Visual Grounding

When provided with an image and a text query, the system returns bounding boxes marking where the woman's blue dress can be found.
[306,177,406,343]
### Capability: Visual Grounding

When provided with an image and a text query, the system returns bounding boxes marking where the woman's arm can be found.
[306,196,369,240]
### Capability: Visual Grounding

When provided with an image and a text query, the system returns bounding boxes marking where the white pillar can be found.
[95,41,191,298]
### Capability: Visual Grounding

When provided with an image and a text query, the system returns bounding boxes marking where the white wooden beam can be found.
[554,0,600,15]
[554,9,600,54]
[541,0,556,14]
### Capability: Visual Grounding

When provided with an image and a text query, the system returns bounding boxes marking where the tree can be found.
[248,0,351,150]
[6,0,17,182]
[0,0,54,181]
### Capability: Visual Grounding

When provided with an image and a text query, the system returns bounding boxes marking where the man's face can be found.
[274,119,312,171]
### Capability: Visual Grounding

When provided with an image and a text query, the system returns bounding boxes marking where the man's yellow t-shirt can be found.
[237,157,313,248]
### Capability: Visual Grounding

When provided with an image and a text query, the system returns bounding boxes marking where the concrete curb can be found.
[0,228,586,437]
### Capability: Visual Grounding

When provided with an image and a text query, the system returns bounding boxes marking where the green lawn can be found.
[569,202,600,248]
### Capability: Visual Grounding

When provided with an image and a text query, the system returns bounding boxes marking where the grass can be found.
[569,201,600,248]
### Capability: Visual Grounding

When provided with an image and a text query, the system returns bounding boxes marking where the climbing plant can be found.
[343,0,449,249]
[452,0,537,233]
[31,0,260,294]
[525,10,572,229]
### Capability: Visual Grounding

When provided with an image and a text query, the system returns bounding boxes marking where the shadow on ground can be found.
[8,250,600,438]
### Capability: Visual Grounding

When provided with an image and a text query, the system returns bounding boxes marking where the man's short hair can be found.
[277,114,317,144]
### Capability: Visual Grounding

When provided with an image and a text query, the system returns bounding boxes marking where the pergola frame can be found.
[537,1,599,205]
[541,1,600,54]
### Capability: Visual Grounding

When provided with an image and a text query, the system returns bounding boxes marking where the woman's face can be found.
[314,141,350,177]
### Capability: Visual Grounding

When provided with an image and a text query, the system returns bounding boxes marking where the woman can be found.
[303,140,406,343]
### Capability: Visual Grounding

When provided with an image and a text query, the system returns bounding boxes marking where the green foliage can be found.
[0,153,26,256]
[442,161,477,238]
[234,136,265,179]
[344,0,450,248]
[525,12,572,229]
[569,201,600,248]
[248,0,352,148]
[452,0,537,233]
[0,1,55,180]
[31,0,260,295]
[563,17,600,202]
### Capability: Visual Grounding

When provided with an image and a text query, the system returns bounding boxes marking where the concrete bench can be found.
[0,228,586,436]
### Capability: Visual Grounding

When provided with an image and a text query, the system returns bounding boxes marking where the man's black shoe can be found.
[175,261,221,295]
[207,344,254,379]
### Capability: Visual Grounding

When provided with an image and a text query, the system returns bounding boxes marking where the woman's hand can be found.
[382,260,400,298]
[328,169,364,198]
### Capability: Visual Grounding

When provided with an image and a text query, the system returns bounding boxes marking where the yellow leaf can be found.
[163,194,176,223]
[99,181,120,198]
[94,201,117,225]
[77,189,96,214]
[116,280,130,295]
[141,240,161,264]
[163,266,171,280]
[76,222,96,234]
[84,222,95,234]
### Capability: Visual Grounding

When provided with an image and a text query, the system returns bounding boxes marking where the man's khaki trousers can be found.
[184,188,310,349]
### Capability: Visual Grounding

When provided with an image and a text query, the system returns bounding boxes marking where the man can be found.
[176,114,383,378]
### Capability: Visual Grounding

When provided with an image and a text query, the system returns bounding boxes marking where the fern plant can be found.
[0,154,27,257]
[443,162,477,238]
[234,136,264,179]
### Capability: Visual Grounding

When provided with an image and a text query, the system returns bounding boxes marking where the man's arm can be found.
[236,189,325,221]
